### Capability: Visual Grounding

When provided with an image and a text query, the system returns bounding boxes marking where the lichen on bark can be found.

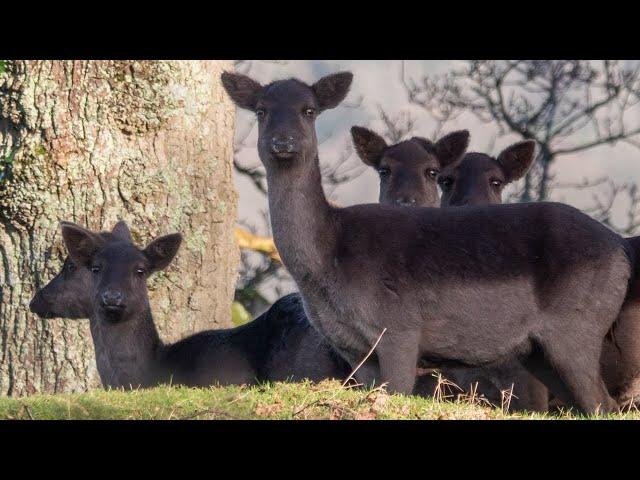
[0,61,239,396]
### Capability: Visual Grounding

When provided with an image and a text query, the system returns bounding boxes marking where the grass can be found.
[1,380,639,420]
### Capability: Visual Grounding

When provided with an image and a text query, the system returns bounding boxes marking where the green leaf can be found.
[0,61,5,73]
[231,301,251,326]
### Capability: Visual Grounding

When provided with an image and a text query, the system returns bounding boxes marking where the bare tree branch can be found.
[402,60,640,215]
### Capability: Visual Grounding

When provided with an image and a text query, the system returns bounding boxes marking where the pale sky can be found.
[232,60,640,301]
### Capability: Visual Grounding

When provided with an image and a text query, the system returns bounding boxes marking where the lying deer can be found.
[30,221,348,389]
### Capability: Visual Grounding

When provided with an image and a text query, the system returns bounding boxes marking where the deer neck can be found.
[89,308,164,389]
[266,153,337,281]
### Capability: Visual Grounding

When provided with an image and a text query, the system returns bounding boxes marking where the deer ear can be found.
[143,233,182,273]
[60,222,99,267]
[221,71,262,111]
[434,130,470,167]
[496,140,536,182]
[351,126,388,167]
[111,220,133,243]
[312,72,353,111]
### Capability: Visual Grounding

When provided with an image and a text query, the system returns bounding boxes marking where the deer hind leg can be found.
[530,336,617,416]
[521,347,577,410]
[601,297,640,405]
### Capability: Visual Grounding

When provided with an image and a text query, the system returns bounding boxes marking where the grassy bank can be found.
[0,380,637,420]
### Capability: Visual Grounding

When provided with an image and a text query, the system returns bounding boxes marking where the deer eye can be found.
[426,169,439,179]
[438,176,453,190]
[91,266,101,274]
[255,108,266,118]
[303,107,315,117]
[67,263,76,272]
[377,167,391,178]
[136,267,146,276]
[491,179,503,188]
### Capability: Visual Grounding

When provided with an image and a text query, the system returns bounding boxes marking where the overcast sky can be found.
[231,60,640,300]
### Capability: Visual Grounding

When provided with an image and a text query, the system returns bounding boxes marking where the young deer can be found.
[30,226,127,321]
[351,127,547,411]
[438,142,536,207]
[350,126,469,207]
[31,221,348,389]
[222,70,632,414]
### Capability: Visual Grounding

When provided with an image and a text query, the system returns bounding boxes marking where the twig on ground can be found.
[294,330,389,419]
[342,328,387,388]
[500,385,517,414]
[433,372,462,403]
[292,398,322,418]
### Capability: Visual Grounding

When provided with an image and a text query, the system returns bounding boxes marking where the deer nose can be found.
[271,136,295,154]
[101,290,123,307]
[396,197,417,207]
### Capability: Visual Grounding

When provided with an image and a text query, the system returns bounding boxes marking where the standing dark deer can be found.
[439,143,640,408]
[222,70,633,414]
[31,221,348,389]
[351,127,546,411]
[436,141,547,410]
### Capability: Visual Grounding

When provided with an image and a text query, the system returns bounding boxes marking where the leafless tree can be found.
[402,60,640,234]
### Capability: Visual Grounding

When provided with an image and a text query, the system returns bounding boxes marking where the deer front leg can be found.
[376,329,420,395]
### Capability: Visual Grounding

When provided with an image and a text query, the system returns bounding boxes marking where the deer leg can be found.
[530,338,617,415]
[511,369,549,413]
[376,330,420,395]
[521,347,576,409]
[488,361,549,413]
[552,357,617,415]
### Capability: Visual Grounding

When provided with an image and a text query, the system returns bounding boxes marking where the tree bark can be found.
[0,61,239,396]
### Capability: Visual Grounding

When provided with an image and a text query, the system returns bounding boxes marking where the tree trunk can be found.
[537,151,553,201]
[0,61,239,396]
